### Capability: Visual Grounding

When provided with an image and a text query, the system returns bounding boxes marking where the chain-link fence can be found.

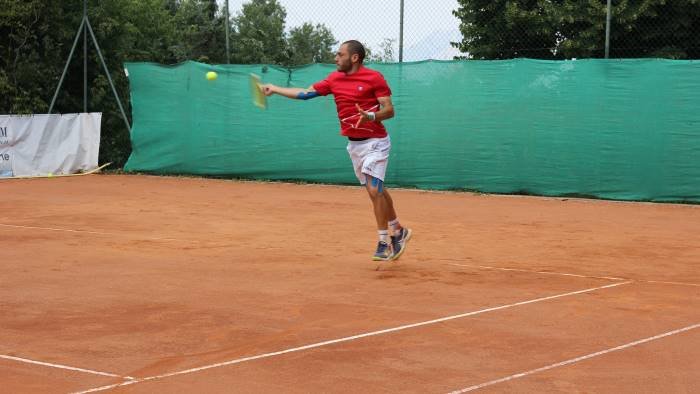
[606,0,700,59]
[450,0,700,60]
[224,0,466,62]
[223,0,700,63]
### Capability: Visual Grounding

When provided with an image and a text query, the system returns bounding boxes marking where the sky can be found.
[219,0,466,61]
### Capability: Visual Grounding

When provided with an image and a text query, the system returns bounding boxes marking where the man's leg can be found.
[365,175,393,261]
[383,189,412,252]
[365,176,412,261]
[383,189,399,229]
[373,184,412,261]
[365,175,390,229]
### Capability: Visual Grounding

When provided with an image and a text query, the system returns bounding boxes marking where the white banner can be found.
[0,113,101,177]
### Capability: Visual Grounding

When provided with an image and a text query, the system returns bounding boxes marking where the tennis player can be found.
[262,40,412,262]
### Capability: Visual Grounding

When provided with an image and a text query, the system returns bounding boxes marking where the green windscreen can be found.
[124,59,700,202]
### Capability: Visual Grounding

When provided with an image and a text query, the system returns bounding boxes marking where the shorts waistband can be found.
[348,137,370,141]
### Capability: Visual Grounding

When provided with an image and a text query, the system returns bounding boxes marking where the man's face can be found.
[335,44,355,72]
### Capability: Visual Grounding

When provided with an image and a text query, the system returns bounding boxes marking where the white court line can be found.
[447,263,700,288]
[0,223,178,242]
[448,322,700,393]
[644,280,700,288]
[73,281,630,393]
[0,354,132,380]
[447,263,625,281]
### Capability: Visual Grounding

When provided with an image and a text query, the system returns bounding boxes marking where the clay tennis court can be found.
[2,174,699,393]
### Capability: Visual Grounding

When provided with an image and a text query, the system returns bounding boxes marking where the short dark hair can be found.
[342,40,366,63]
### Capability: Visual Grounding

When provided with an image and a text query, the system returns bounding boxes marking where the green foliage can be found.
[367,38,398,63]
[0,0,339,168]
[0,0,71,113]
[453,0,700,59]
[230,0,337,66]
[610,0,700,58]
[452,0,556,59]
[286,23,336,66]
[170,0,226,63]
[231,0,287,64]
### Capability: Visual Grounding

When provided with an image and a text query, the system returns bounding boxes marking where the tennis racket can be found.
[249,73,267,110]
[341,104,379,132]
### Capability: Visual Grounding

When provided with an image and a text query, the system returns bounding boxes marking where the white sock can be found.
[378,230,389,243]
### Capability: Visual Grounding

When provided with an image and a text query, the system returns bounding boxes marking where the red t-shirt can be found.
[312,66,392,138]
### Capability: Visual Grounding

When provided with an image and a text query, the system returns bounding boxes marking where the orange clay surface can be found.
[1,174,699,393]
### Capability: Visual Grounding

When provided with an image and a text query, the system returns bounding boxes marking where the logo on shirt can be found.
[358,86,364,91]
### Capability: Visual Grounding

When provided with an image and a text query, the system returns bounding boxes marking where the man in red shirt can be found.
[262,40,412,262]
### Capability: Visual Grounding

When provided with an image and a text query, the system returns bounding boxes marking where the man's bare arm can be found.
[354,96,395,127]
[263,85,319,100]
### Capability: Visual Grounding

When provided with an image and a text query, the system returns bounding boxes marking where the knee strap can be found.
[368,175,384,194]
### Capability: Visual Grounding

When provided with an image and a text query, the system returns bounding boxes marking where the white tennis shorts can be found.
[346,136,391,185]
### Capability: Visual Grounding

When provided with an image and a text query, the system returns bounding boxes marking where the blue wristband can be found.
[296,91,320,100]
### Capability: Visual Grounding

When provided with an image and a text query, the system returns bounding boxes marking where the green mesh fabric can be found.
[124,59,700,202]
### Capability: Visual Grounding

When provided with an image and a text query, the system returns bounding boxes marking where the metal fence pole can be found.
[85,19,131,133]
[225,0,230,64]
[605,0,612,58]
[399,0,404,62]
[49,17,86,114]
[83,0,87,111]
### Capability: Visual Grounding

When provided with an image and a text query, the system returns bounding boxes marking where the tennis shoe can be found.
[390,228,412,261]
[372,241,393,261]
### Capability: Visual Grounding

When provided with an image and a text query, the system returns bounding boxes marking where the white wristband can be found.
[367,112,376,121]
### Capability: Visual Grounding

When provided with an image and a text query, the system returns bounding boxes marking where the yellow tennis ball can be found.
[47,172,53,177]
[206,71,217,81]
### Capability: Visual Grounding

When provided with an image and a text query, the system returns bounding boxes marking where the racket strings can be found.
[341,104,380,132]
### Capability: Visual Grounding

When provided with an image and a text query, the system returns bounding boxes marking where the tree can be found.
[0,0,187,165]
[0,0,343,167]
[169,0,226,63]
[0,0,72,113]
[550,0,700,59]
[231,0,287,64]
[607,0,700,58]
[452,0,700,59]
[286,22,336,66]
[88,0,184,164]
[452,0,557,59]
[366,38,397,63]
